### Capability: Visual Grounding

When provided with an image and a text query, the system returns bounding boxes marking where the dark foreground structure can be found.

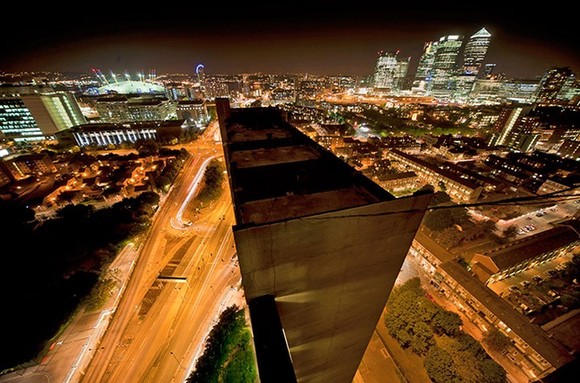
[216,98,432,383]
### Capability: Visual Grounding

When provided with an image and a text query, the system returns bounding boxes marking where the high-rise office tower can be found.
[428,35,463,96]
[21,92,86,135]
[216,98,432,383]
[373,51,399,91]
[557,73,579,104]
[537,67,574,103]
[394,56,411,91]
[413,41,438,91]
[454,27,492,101]
[462,27,492,76]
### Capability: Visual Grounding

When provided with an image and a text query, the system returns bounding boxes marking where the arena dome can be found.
[94,81,165,95]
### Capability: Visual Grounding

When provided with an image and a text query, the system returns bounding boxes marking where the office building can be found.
[94,95,176,123]
[414,41,438,90]
[537,67,574,103]
[216,98,432,383]
[65,120,186,147]
[428,35,463,97]
[176,100,209,128]
[373,51,399,91]
[21,92,86,135]
[394,56,411,91]
[462,27,492,76]
[0,98,44,141]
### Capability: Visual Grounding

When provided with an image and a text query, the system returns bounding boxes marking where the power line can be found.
[303,185,580,220]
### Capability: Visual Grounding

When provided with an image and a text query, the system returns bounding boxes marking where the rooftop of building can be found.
[440,260,575,369]
[177,99,205,105]
[474,221,580,271]
[388,149,481,190]
[68,119,185,132]
[218,100,395,226]
[93,80,165,95]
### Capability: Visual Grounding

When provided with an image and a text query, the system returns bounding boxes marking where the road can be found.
[80,122,242,383]
[0,122,244,383]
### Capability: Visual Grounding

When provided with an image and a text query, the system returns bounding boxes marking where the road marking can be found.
[380,348,390,360]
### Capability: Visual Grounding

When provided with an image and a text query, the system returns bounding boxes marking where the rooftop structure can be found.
[217,98,432,383]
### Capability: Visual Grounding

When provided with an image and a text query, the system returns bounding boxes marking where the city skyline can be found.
[1,4,578,79]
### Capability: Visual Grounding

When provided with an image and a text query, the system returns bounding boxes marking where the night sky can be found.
[1,3,578,79]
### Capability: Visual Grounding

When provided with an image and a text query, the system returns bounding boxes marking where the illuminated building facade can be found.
[537,67,575,104]
[0,98,44,141]
[488,106,533,148]
[462,27,492,76]
[386,149,482,203]
[66,120,185,147]
[410,231,577,381]
[94,95,176,123]
[176,100,210,128]
[217,98,432,383]
[373,51,399,91]
[414,41,438,90]
[428,35,463,97]
[21,92,86,135]
[1,153,57,179]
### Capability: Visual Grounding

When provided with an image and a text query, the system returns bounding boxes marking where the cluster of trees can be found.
[0,191,160,371]
[152,147,190,192]
[422,191,516,249]
[355,108,476,138]
[187,305,257,383]
[385,278,506,383]
[196,158,225,203]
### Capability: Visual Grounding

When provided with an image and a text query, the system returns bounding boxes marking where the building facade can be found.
[217,98,432,383]
[428,35,463,97]
[0,98,44,141]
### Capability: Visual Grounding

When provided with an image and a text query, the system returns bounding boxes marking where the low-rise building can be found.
[409,231,577,381]
[387,149,483,202]
[471,223,580,284]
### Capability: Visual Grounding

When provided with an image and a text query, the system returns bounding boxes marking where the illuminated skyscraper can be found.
[394,56,411,91]
[428,35,463,97]
[537,67,574,103]
[414,41,438,90]
[463,27,491,76]
[217,98,432,383]
[373,51,399,91]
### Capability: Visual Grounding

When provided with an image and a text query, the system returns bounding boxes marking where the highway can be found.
[80,122,243,383]
[0,122,244,383]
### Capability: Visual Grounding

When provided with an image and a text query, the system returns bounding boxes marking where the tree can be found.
[57,203,95,221]
[409,321,434,355]
[135,139,160,156]
[431,310,462,336]
[478,358,507,383]
[502,225,518,241]
[424,346,462,383]
[483,329,511,354]
[430,190,452,206]
[423,206,469,232]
